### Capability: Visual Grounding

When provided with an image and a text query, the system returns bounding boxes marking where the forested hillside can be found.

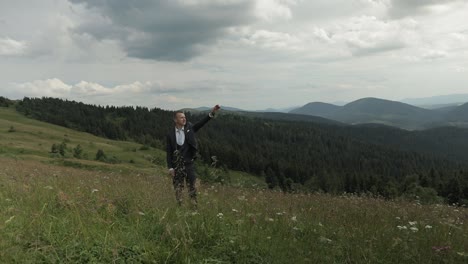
[13,97,468,204]
[291,97,468,129]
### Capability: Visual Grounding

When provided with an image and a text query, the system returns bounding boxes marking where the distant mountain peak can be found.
[289,102,340,116]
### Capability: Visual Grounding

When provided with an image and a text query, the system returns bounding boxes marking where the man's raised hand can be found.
[212,104,221,113]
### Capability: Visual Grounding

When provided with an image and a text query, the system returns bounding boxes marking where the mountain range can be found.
[401,93,468,106]
[195,97,468,130]
[289,97,468,130]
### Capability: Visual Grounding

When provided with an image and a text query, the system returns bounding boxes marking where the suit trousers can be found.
[173,162,197,204]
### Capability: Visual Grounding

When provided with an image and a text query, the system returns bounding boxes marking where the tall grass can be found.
[1,157,467,263]
[1,107,468,262]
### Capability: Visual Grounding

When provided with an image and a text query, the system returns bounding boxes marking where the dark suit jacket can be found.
[166,114,212,169]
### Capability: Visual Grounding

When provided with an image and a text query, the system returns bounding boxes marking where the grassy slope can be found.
[1,106,468,263]
[0,106,165,172]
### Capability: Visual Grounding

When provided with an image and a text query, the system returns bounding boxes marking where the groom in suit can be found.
[166,105,220,206]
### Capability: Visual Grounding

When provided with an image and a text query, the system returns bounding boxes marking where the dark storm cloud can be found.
[69,0,255,61]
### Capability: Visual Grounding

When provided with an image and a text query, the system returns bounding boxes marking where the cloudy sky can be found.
[1,0,467,110]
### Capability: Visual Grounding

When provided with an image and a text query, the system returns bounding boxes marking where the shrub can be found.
[95,149,107,162]
[73,144,83,159]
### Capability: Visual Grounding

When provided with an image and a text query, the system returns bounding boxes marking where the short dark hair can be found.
[173,111,184,120]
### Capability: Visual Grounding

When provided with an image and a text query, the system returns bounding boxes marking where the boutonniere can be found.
[186,129,190,133]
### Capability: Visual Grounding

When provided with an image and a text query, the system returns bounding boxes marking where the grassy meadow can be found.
[1,106,468,263]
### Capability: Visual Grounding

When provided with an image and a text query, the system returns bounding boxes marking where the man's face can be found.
[174,112,186,127]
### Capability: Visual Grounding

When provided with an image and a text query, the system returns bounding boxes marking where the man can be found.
[166,105,221,206]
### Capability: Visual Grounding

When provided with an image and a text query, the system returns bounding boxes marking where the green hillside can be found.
[9,97,468,204]
[0,105,263,187]
[1,105,468,263]
[0,106,164,172]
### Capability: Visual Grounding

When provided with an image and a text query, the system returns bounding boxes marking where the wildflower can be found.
[409,221,417,226]
[457,252,468,257]
[318,222,323,227]
[232,209,239,213]
[293,226,300,231]
[138,211,145,216]
[44,186,53,190]
[5,216,15,224]
[91,189,99,193]
[217,213,224,219]
[395,217,401,220]
[5,198,12,202]
[291,216,297,221]
[237,196,246,201]
[266,236,271,240]
[410,227,419,232]
[397,225,408,230]
[425,225,433,229]
[267,218,274,222]
[319,236,332,244]
[276,212,284,216]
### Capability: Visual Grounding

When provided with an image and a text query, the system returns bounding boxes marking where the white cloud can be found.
[4,78,217,109]
[313,28,334,43]
[328,16,418,56]
[13,79,72,97]
[255,0,298,22]
[0,37,27,56]
[9,79,170,99]
[421,49,448,60]
[239,29,303,51]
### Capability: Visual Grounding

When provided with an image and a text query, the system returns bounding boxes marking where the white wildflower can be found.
[138,211,145,216]
[410,227,419,232]
[267,218,274,222]
[291,216,297,221]
[397,225,408,230]
[409,221,417,226]
[425,225,433,229]
[91,189,99,193]
[237,196,246,201]
[395,217,401,220]
[319,236,332,243]
[217,213,224,219]
[5,216,15,224]
[232,209,239,213]
[44,186,53,190]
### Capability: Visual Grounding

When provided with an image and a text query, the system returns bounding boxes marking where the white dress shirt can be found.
[176,127,185,146]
